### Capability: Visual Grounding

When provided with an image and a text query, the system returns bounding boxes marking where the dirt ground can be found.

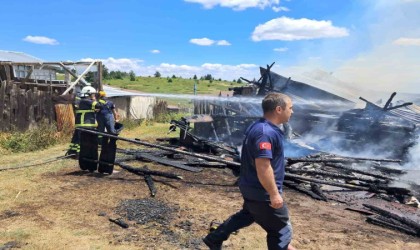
[0,143,419,250]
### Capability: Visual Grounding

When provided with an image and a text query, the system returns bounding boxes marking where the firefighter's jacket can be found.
[75,98,100,127]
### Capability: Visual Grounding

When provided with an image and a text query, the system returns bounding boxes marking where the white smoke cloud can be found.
[332,1,420,94]
[393,37,420,46]
[405,140,420,169]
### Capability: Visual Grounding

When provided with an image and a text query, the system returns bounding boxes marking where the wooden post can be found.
[0,80,5,131]
[97,61,103,90]
[4,65,11,83]
[64,71,71,86]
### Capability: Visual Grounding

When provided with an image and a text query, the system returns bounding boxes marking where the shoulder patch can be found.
[259,142,272,150]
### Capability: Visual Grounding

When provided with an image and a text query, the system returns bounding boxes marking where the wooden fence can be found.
[0,80,54,131]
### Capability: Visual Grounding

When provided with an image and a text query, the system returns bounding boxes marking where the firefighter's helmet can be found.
[81,86,96,97]
[99,91,106,97]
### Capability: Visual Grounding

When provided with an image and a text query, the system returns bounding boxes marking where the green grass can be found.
[105,76,243,95]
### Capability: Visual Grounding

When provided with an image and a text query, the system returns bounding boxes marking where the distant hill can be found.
[105,76,243,95]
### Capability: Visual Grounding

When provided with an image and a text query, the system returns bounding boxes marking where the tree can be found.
[102,65,110,80]
[154,71,161,78]
[237,78,242,84]
[193,74,197,80]
[172,75,176,79]
[85,71,95,83]
[204,74,213,81]
[129,70,136,81]
[168,78,173,83]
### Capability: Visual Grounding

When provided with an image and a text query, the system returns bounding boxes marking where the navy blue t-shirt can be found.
[239,118,286,201]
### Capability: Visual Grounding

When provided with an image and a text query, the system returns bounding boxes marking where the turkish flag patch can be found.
[259,142,272,150]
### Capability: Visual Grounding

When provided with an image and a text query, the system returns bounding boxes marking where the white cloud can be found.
[274,47,288,52]
[150,49,161,54]
[251,16,349,41]
[23,35,59,45]
[184,0,280,11]
[190,37,215,46]
[190,38,231,46]
[216,40,231,46]
[81,57,259,81]
[81,57,144,73]
[272,6,290,12]
[393,37,420,46]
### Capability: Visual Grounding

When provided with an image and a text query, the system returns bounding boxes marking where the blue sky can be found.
[1,0,419,93]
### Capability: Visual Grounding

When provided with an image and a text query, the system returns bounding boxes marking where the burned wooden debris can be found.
[283,154,420,237]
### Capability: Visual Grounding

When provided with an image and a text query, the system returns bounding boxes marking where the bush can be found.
[120,119,144,130]
[0,121,68,153]
[153,112,190,123]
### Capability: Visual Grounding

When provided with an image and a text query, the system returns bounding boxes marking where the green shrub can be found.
[120,119,144,130]
[0,121,67,153]
[153,112,190,123]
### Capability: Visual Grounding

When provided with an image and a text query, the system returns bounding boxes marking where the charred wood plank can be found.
[109,218,129,229]
[135,152,202,172]
[310,183,328,201]
[144,174,157,197]
[286,168,388,184]
[283,180,325,201]
[288,156,401,164]
[285,173,380,192]
[358,183,411,196]
[325,163,395,180]
[363,204,420,233]
[76,128,241,168]
[116,162,183,180]
[366,215,418,236]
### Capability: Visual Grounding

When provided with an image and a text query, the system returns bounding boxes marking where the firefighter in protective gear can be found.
[67,86,101,156]
[97,90,119,143]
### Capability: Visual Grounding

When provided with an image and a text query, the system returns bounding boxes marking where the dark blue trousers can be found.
[97,114,116,134]
[206,199,292,250]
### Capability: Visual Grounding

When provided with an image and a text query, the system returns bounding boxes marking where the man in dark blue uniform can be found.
[97,91,118,136]
[203,93,295,250]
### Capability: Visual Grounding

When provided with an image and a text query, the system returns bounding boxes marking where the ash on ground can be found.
[115,198,178,225]
[113,199,203,249]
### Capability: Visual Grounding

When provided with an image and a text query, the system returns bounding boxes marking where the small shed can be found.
[0,50,57,81]
[103,85,156,120]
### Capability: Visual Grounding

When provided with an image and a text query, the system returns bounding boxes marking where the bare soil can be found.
[0,144,419,250]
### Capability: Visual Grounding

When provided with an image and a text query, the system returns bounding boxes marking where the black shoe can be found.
[203,236,222,250]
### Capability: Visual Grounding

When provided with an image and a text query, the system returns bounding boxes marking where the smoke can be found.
[404,137,420,169]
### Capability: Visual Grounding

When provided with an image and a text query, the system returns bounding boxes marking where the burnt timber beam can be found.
[144,174,157,197]
[116,162,183,180]
[285,173,380,192]
[287,156,402,164]
[363,204,420,233]
[286,167,388,184]
[76,128,241,168]
[135,152,202,172]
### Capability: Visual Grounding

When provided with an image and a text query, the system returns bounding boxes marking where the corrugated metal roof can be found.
[0,50,43,62]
